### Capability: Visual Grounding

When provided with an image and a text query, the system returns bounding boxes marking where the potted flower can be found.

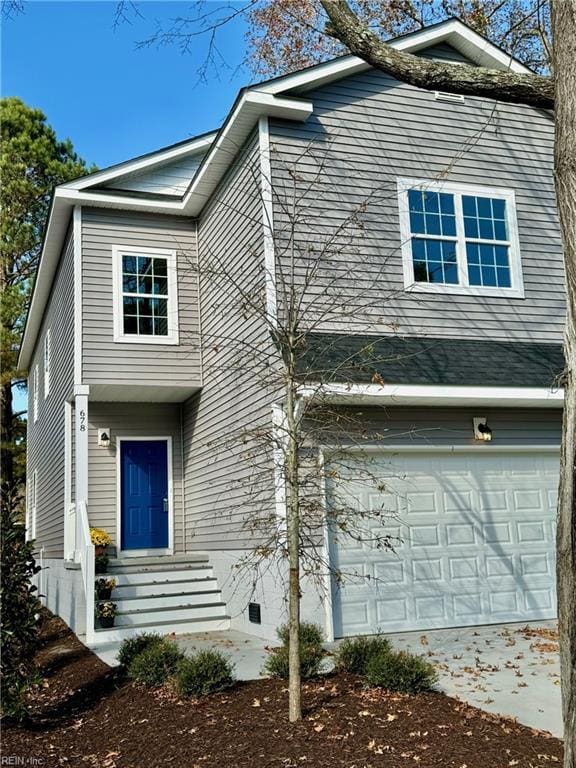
[95,553,109,574]
[95,577,117,600]
[90,527,112,556]
[96,601,118,629]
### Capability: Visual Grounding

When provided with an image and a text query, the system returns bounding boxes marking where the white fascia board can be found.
[258,18,530,96]
[298,382,564,408]
[56,186,185,213]
[182,91,313,216]
[63,133,217,192]
[18,197,71,370]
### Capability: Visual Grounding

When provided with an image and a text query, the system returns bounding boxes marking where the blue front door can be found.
[121,440,169,550]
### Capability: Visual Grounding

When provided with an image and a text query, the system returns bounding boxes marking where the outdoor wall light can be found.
[473,417,493,442]
[98,428,111,448]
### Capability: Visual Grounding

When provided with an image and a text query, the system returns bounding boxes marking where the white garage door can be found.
[328,451,558,637]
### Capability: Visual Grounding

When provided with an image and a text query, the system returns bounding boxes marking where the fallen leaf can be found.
[252,698,261,707]
[387,713,398,721]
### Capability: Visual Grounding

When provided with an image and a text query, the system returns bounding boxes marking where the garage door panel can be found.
[329,451,558,637]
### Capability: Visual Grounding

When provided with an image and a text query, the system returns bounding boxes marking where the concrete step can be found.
[111,577,219,598]
[108,554,208,569]
[94,615,231,643]
[103,567,213,585]
[113,590,223,612]
[114,602,228,627]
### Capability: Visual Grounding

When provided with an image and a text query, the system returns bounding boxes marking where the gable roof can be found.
[18,18,536,369]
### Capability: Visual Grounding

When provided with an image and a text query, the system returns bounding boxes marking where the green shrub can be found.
[263,622,325,680]
[0,510,42,719]
[365,650,438,693]
[276,622,324,648]
[174,650,235,697]
[128,638,184,686]
[117,633,163,669]
[335,635,392,675]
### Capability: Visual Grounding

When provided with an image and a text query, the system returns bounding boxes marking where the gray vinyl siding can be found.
[183,133,276,550]
[26,227,75,558]
[87,403,185,553]
[320,406,562,447]
[81,208,201,386]
[270,69,564,342]
[105,153,207,196]
[417,41,477,64]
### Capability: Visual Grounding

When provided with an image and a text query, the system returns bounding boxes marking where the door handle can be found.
[163,498,168,513]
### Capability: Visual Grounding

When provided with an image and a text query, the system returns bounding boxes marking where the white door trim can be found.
[116,436,174,558]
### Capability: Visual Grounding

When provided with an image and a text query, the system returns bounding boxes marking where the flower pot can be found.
[97,588,112,600]
[98,616,115,629]
[95,560,108,574]
[95,544,106,557]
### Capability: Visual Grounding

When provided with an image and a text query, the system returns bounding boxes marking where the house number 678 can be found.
[79,410,86,432]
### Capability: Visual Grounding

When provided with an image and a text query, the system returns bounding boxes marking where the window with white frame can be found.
[397,179,524,298]
[33,365,39,422]
[28,469,37,540]
[44,330,51,398]
[112,246,179,344]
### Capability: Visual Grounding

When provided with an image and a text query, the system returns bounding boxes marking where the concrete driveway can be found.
[385,621,561,737]
[94,620,561,738]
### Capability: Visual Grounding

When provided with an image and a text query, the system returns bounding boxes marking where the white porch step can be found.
[94,615,231,643]
[114,602,227,627]
[108,554,208,569]
[112,577,219,598]
[106,567,213,586]
[115,590,223,612]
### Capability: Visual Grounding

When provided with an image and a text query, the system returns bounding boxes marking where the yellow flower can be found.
[90,527,112,547]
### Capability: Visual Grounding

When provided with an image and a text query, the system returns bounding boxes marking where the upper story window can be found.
[112,245,179,345]
[397,179,524,299]
[44,330,51,398]
[33,365,39,423]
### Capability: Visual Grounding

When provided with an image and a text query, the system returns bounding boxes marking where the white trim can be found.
[63,402,75,560]
[75,394,89,517]
[397,177,525,298]
[259,116,277,324]
[43,329,51,398]
[298,382,564,408]
[116,436,174,557]
[318,448,335,643]
[257,18,531,96]
[73,206,82,385]
[181,92,313,216]
[33,365,39,423]
[27,468,38,540]
[62,133,216,191]
[111,245,179,345]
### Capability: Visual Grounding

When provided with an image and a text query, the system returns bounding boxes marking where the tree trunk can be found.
[285,363,302,722]
[552,2,576,765]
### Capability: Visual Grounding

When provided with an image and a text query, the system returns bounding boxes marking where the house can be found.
[19,18,565,646]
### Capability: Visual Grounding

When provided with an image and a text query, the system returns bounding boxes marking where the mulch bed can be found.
[3,615,563,768]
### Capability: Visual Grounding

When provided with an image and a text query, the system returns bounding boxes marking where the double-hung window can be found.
[44,330,51,398]
[112,246,179,344]
[33,365,39,423]
[397,179,524,298]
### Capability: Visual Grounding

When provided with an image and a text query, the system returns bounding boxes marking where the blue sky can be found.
[2,1,251,168]
[3,1,252,414]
